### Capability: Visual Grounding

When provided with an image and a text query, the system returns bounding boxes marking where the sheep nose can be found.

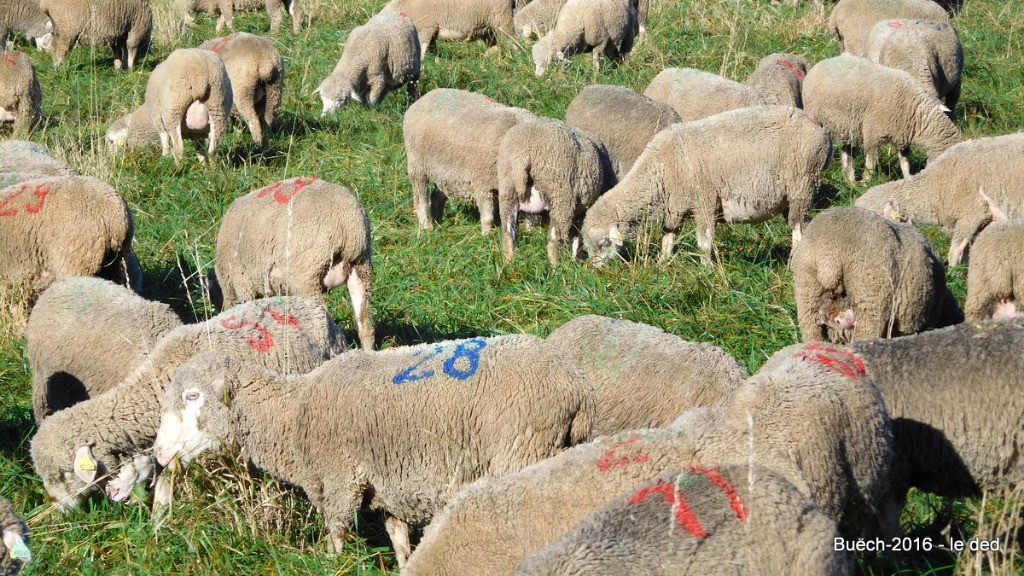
[106,485,119,499]
[155,449,174,467]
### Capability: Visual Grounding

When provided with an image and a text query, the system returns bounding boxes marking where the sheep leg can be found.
[287,0,302,33]
[159,130,171,157]
[411,172,433,229]
[263,80,282,131]
[367,81,386,108]
[112,43,125,71]
[385,515,412,569]
[406,80,419,104]
[234,84,263,143]
[173,123,186,159]
[348,261,375,350]
[659,231,677,262]
[547,227,562,266]
[861,148,877,184]
[429,186,447,225]
[898,147,912,179]
[794,279,828,342]
[266,0,284,32]
[695,210,716,263]
[207,116,219,158]
[476,191,496,235]
[591,50,601,80]
[948,216,988,266]
[840,145,856,183]
[499,199,519,261]
[419,25,438,59]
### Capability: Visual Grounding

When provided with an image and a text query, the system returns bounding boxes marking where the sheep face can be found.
[583,223,625,266]
[315,76,358,117]
[532,37,554,77]
[154,355,235,467]
[104,453,155,502]
[32,444,108,511]
[105,121,130,149]
[34,31,53,51]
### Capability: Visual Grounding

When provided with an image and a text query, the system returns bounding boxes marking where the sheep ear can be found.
[2,528,30,562]
[74,445,98,483]
[312,86,321,96]
[979,187,1007,222]
[609,225,625,247]
[210,378,231,406]
[882,202,903,222]
[939,104,951,113]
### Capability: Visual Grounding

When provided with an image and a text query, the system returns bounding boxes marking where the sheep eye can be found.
[184,391,200,402]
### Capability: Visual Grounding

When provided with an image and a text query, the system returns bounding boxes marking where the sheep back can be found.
[744,52,810,108]
[828,0,948,56]
[965,221,1024,320]
[145,48,233,157]
[384,0,515,54]
[199,32,285,143]
[865,19,962,110]
[644,67,768,121]
[41,0,152,69]
[513,0,566,38]
[0,141,77,188]
[0,0,51,44]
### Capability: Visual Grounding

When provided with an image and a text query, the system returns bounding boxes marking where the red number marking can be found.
[795,70,805,78]
[889,21,903,28]
[0,183,51,217]
[208,36,232,53]
[2,52,24,66]
[793,343,867,380]
[398,11,409,17]
[221,315,275,353]
[692,466,748,521]
[596,433,650,473]
[255,177,317,205]
[263,306,302,329]
[627,466,748,539]
[24,185,50,213]
[775,58,794,70]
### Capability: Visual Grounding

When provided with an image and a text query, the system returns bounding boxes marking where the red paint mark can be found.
[627,466,748,539]
[207,36,232,53]
[220,315,276,353]
[793,343,867,380]
[255,177,317,205]
[692,466,748,521]
[484,96,495,103]
[776,58,794,70]
[263,306,302,329]
[888,21,903,28]
[795,70,805,79]
[596,433,650,473]
[0,182,51,217]
[398,11,408,17]
[3,52,22,66]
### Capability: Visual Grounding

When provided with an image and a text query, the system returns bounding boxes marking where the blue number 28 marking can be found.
[392,338,488,385]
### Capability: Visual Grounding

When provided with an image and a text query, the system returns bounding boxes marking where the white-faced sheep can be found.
[0,0,52,50]
[178,0,301,34]
[403,344,895,575]
[145,48,233,159]
[404,88,536,235]
[40,0,152,70]
[854,132,1024,265]
[516,466,853,576]
[314,12,420,116]
[382,0,515,57]
[26,277,183,422]
[152,335,594,567]
[531,0,636,78]
[0,175,140,303]
[198,33,284,143]
[0,51,42,135]
[0,141,77,185]
[105,104,160,151]
[564,84,680,179]
[0,497,30,575]
[581,105,831,265]
[802,55,961,183]
[212,177,375,350]
[515,0,647,40]
[29,297,343,509]
[963,221,1024,320]
[497,118,614,265]
[744,52,810,108]
[865,19,962,111]
[545,315,748,435]
[644,67,769,121]
[828,0,949,57]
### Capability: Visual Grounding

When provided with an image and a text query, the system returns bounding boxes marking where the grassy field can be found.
[1,0,1022,573]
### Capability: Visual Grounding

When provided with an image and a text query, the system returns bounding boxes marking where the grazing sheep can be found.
[198,33,284,143]
[964,221,1024,320]
[179,0,301,34]
[865,19,962,112]
[564,84,680,179]
[29,297,343,508]
[26,277,182,422]
[516,466,854,576]
[581,105,831,265]
[382,0,515,57]
[0,141,76,190]
[644,67,769,121]
[404,88,536,234]
[531,0,636,77]
[152,335,594,567]
[145,48,233,159]
[545,315,749,435]
[854,132,1024,265]
[0,0,51,50]
[0,51,42,135]
[0,175,139,303]
[213,177,375,350]
[513,0,565,39]
[404,343,895,575]
[828,0,949,57]
[792,206,961,343]
[802,55,961,183]
[41,0,152,70]
[0,497,30,575]
[497,118,614,265]
[314,12,420,116]
[744,52,810,108]
[105,104,160,151]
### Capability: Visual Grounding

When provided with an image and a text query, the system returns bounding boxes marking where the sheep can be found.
[514,0,647,40]
[198,33,284,143]
[403,343,895,575]
[382,0,515,58]
[515,466,854,576]
[792,206,962,344]
[104,104,160,151]
[865,19,962,112]
[145,48,233,159]
[0,0,52,50]
[178,0,301,34]
[581,105,831,265]
[152,334,595,568]
[564,84,680,179]
[40,0,152,70]
[644,67,769,121]
[314,12,420,116]
[0,496,30,576]
[212,177,375,350]
[802,55,961,183]
[545,316,749,434]
[0,141,76,189]
[0,175,140,303]
[828,0,949,57]
[963,221,1024,321]
[531,0,636,78]
[0,51,42,135]
[29,297,344,509]
[744,52,810,108]
[26,277,183,422]
[854,132,1024,265]
[404,88,536,235]
[496,118,614,265]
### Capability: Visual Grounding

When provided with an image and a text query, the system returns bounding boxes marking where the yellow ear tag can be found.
[76,452,96,471]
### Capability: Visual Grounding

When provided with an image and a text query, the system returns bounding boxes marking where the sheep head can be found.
[154,352,237,468]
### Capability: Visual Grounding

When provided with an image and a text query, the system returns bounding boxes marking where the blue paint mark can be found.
[392,345,443,385]
[391,338,489,385]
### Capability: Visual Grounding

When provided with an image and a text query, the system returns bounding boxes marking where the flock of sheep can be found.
[1,0,1023,572]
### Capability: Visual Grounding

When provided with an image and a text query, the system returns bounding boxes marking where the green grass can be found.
[1,0,1023,573]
